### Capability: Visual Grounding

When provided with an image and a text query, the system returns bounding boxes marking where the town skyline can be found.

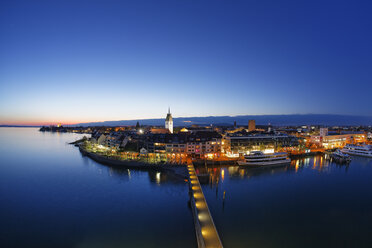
[3,112,372,127]
[2,1,372,247]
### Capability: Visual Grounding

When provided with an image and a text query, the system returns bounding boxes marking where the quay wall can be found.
[289,151,324,158]
[79,146,188,178]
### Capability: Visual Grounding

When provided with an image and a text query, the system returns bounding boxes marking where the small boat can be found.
[237,151,291,167]
[341,144,372,158]
[330,149,351,163]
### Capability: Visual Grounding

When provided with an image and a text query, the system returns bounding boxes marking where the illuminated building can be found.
[150,128,169,134]
[310,133,366,149]
[248,120,255,132]
[165,108,173,134]
[97,134,107,145]
[225,131,298,156]
[143,132,222,158]
[186,131,222,157]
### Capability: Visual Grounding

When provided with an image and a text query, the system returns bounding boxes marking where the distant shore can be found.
[0,125,41,128]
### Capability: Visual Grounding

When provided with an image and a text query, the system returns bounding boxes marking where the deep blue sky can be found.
[0,0,371,124]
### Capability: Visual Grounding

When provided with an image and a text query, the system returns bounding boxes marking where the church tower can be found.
[165,107,173,134]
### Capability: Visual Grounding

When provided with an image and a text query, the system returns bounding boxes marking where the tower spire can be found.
[165,107,173,134]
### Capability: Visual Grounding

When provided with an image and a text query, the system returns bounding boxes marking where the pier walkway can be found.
[187,162,223,248]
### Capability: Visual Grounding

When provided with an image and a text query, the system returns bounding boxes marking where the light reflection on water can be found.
[200,155,372,248]
[0,128,195,248]
[200,155,354,185]
[3,128,372,248]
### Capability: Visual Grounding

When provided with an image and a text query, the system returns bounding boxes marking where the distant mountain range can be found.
[72,114,372,127]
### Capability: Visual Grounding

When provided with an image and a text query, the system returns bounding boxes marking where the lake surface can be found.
[1,128,372,248]
[201,156,372,248]
[0,128,195,248]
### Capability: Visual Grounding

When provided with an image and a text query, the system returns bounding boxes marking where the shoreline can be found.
[78,145,189,179]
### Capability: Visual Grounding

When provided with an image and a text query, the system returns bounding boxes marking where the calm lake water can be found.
[202,156,372,248]
[1,128,372,248]
[0,128,195,248]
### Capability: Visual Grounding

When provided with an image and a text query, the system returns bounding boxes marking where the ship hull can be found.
[341,150,372,158]
[238,158,291,167]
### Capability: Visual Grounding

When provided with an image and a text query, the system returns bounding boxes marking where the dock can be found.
[187,162,223,248]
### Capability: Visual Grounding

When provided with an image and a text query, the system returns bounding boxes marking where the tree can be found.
[136,121,140,130]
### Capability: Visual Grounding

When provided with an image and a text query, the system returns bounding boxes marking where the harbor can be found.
[2,1,371,247]
[75,132,372,247]
[2,128,372,248]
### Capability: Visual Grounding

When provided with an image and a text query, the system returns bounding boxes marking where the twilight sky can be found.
[0,0,371,125]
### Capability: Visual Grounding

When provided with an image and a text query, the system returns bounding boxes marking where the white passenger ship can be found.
[237,151,291,167]
[341,144,372,158]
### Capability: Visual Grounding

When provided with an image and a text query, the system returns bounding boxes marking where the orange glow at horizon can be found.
[0,115,171,126]
[0,120,80,126]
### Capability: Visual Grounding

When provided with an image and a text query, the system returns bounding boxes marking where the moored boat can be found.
[237,151,291,167]
[330,149,351,163]
[341,144,372,158]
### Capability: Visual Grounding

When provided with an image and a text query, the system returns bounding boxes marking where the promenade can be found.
[187,162,223,248]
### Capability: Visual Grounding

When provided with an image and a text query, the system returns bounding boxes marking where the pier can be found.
[187,162,223,248]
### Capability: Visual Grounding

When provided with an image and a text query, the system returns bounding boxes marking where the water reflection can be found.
[290,155,332,172]
[147,170,185,185]
[200,154,372,248]
[79,149,186,185]
[234,166,290,179]
[0,128,195,248]
[195,155,358,185]
[93,162,186,185]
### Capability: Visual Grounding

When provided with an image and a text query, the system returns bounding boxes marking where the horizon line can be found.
[2,113,372,126]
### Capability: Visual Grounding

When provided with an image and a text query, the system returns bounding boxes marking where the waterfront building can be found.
[165,108,173,134]
[166,143,187,154]
[186,131,222,158]
[309,132,366,149]
[90,131,102,144]
[164,133,188,154]
[91,133,128,150]
[248,120,256,132]
[224,130,298,156]
[142,131,222,158]
[97,134,107,145]
[143,133,184,155]
[105,133,127,149]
